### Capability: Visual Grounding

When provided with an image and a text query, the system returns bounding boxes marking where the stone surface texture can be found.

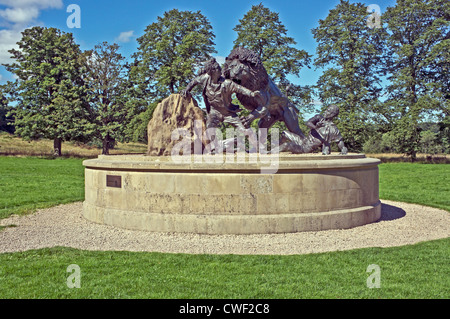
[82,154,381,234]
[147,94,206,156]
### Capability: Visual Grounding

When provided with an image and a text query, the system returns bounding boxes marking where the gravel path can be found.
[0,200,449,255]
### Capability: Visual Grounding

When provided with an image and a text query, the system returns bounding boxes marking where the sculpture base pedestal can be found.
[82,154,381,234]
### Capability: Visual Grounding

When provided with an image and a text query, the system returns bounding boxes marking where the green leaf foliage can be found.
[130,9,216,101]
[2,27,90,155]
[0,89,14,133]
[233,3,312,109]
[382,0,449,158]
[83,42,129,154]
[124,9,216,142]
[312,0,386,151]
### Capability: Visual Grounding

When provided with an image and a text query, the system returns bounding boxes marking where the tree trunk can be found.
[410,150,417,162]
[53,138,62,156]
[102,135,110,155]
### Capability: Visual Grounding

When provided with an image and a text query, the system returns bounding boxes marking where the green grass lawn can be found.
[379,163,450,211]
[0,239,448,299]
[0,156,448,299]
[0,156,85,219]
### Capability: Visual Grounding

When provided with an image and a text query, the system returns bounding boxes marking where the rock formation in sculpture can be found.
[147,94,206,156]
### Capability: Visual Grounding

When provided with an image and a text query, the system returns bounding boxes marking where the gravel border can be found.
[0,200,449,255]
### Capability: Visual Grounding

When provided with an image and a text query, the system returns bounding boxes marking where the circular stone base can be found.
[82,153,381,234]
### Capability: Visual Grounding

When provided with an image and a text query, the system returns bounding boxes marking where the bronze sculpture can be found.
[180,48,347,155]
[182,58,261,132]
[279,104,348,155]
[222,47,305,138]
[182,58,261,153]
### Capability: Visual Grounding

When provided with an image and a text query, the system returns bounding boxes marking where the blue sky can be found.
[0,0,397,88]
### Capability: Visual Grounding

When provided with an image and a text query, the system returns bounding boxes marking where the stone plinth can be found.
[82,153,381,234]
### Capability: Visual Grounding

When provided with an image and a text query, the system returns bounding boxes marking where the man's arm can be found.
[305,114,323,130]
[228,80,262,101]
[182,74,208,98]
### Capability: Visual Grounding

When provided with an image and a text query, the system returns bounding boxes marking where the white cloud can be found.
[0,0,63,64]
[0,0,62,25]
[0,7,40,24]
[0,0,63,9]
[0,29,21,65]
[115,30,134,43]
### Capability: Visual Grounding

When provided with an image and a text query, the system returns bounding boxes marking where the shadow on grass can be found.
[379,203,406,221]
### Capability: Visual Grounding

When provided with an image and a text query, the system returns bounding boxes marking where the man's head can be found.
[323,104,339,119]
[199,58,221,79]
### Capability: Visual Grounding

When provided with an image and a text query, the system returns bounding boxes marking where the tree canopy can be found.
[381,0,450,158]
[233,3,312,110]
[0,90,14,134]
[312,0,386,151]
[0,3,448,156]
[130,9,216,100]
[84,42,129,155]
[2,26,90,155]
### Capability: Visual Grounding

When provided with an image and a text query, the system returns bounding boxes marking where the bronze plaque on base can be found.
[106,175,121,188]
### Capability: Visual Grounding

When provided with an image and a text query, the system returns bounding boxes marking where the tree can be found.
[382,0,449,159]
[122,62,159,143]
[2,27,89,156]
[420,129,439,154]
[312,0,386,151]
[130,9,216,101]
[233,3,312,111]
[125,9,215,143]
[0,90,14,133]
[124,100,158,143]
[84,42,129,155]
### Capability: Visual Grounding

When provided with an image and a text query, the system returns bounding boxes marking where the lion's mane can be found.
[223,47,270,109]
[223,47,269,90]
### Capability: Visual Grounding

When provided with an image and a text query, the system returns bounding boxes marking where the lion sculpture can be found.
[222,47,305,138]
